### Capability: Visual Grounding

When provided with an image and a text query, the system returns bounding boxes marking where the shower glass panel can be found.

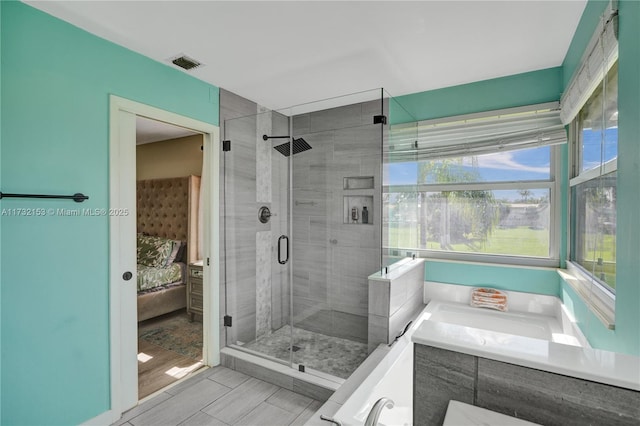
[383,90,420,268]
[222,89,386,380]
[282,89,385,379]
[222,110,291,361]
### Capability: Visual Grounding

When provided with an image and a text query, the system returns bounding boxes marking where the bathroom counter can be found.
[412,319,640,391]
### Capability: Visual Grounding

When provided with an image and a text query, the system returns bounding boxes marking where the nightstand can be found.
[187,261,203,322]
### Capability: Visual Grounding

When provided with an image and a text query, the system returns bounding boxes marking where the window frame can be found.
[566,95,618,327]
[384,144,562,268]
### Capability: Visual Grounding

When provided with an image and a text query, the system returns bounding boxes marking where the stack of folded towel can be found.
[470,287,508,312]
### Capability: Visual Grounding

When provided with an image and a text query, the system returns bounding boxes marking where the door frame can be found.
[108,95,220,418]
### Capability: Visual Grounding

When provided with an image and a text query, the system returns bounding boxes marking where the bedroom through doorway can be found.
[135,117,206,399]
[109,95,220,416]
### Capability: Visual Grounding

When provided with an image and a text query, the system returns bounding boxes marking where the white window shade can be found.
[560,3,618,125]
[387,103,566,162]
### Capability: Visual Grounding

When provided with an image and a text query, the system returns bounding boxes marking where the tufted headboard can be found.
[136,175,201,263]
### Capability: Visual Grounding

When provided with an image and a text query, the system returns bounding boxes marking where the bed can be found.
[136,175,201,322]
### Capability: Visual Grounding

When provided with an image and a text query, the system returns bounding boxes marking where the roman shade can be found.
[387,102,566,162]
[560,1,618,125]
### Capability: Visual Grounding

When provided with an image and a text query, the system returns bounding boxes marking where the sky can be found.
[582,127,618,171]
[385,127,618,186]
[385,146,551,186]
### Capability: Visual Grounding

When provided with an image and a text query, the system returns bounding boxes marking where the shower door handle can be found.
[278,235,289,265]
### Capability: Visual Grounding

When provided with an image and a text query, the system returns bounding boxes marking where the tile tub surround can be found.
[330,296,599,426]
[413,344,640,426]
[412,318,639,391]
[368,258,426,352]
[413,317,640,425]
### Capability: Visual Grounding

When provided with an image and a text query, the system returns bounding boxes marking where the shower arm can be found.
[262,135,290,140]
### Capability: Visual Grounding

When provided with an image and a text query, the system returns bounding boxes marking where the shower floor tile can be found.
[241,325,369,379]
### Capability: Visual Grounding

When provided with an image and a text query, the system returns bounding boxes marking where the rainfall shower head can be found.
[273,138,312,157]
[263,134,312,157]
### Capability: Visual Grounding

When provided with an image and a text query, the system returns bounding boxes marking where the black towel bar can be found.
[0,192,89,203]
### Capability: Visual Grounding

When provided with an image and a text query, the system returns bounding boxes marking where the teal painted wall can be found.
[390,67,563,124]
[425,261,560,296]
[559,0,640,356]
[561,0,610,87]
[0,1,3,422]
[614,0,640,357]
[560,282,619,349]
[0,2,219,424]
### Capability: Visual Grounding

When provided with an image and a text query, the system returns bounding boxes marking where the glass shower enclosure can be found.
[222,89,386,380]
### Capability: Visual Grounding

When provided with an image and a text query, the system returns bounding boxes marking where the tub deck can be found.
[332,298,589,426]
[428,301,583,346]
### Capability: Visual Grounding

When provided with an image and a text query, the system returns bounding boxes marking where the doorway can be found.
[109,95,220,416]
[135,118,205,398]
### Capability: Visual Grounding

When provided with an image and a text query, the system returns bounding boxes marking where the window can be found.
[560,2,618,326]
[570,62,618,294]
[384,105,563,266]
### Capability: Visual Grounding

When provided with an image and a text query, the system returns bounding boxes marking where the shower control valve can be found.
[258,206,272,223]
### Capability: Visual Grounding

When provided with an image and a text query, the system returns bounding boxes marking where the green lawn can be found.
[387,225,617,288]
[577,233,616,289]
[583,234,616,261]
[388,225,549,257]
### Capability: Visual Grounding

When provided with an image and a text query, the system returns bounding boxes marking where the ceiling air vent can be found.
[170,54,202,71]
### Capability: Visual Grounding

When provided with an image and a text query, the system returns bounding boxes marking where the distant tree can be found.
[417,158,498,249]
[518,189,532,203]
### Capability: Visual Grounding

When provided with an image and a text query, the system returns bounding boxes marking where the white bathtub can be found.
[428,301,585,346]
[333,330,414,426]
[333,298,587,426]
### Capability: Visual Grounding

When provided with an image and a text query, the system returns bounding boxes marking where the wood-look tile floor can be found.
[113,367,322,426]
[137,311,204,399]
[138,340,204,399]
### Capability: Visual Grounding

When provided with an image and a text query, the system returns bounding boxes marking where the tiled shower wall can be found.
[290,100,384,343]
[413,344,640,426]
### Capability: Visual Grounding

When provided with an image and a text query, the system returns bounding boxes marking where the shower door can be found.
[287,90,384,379]
[222,108,294,362]
[222,90,384,380]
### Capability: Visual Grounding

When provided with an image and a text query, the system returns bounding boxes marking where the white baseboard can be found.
[81,408,119,426]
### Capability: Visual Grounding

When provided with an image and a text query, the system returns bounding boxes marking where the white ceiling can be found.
[136,116,200,144]
[26,1,587,112]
